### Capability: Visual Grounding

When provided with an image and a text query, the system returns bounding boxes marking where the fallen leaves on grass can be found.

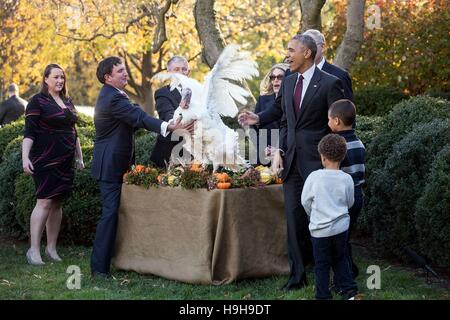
[242,293,252,300]
[1,279,15,287]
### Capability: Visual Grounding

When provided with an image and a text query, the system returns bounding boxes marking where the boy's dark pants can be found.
[312,231,358,300]
[348,186,364,277]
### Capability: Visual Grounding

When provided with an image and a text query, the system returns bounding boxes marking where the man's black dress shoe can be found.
[352,263,360,279]
[281,278,308,292]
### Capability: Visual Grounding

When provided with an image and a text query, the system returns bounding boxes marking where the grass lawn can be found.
[0,240,448,300]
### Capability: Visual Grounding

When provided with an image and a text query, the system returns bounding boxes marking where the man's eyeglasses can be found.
[269,75,284,81]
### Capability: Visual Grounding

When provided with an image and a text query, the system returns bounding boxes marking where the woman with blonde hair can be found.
[254,63,289,164]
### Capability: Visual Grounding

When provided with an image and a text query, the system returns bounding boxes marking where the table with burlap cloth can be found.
[113,184,289,284]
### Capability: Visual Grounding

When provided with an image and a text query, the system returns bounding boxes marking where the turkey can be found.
[154,44,259,171]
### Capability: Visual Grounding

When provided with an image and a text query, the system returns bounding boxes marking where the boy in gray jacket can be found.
[301,133,358,300]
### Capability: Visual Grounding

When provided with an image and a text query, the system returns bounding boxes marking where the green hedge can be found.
[0,115,101,244]
[14,160,101,245]
[0,116,25,162]
[355,115,384,147]
[415,144,450,266]
[0,115,161,244]
[135,131,157,167]
[365,119,450,257]
[13,174,36,240]
[361,96,450,264]
[0,137,24,236]
[354,86,408,116]
[76,112,95,128]
[366,96,450,183]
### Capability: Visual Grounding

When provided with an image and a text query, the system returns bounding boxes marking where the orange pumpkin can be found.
[135,165,146,173]
[190,163,203,172]
[214,172,230,182]
[217,182,231,189]
[275,177,283,184]
[157,174,165,184]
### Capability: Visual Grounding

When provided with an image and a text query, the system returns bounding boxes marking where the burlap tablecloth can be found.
[113,184,289,284]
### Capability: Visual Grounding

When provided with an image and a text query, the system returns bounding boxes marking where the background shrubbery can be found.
[0,113,100,244]
[134,130,157,167]
[415,144,450,266]
[360,96,450,266]
[354,86,408,116]
[0,94,449,267]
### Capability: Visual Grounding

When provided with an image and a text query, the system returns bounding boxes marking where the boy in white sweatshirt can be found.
[301,133,358,300]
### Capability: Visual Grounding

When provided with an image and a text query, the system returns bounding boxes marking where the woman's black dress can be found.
[24,93,78,199]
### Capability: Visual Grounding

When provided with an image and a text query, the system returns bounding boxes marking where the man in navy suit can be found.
[150,56,190,167]
[90,56,194,278]
[303,29,353,101]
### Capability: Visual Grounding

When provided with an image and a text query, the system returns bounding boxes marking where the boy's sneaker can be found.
[342,290,361,300]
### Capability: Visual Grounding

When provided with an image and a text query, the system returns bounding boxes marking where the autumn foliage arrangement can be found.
[123,164,283,190]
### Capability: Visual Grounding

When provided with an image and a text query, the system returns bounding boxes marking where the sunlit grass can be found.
[1,243,448,300]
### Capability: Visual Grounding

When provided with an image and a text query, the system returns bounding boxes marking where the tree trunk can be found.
[122,40,156,115]
[194,0,255,111]
[298,0,326,32]
[142,87,155,116]
[194,0,225,67]
[334,0,366,71]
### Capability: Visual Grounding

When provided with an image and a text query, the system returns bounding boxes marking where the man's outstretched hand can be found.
[238,111,259,126]
[167,117,196,134]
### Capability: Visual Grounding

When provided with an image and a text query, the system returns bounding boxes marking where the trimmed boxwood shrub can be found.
[13,173,35,240]
[135,131,157,166]
[365,119,450,259]
[415,144,450,266]
[0,137,24,236]
[367,96,450,172]
[361,97,450,232]
[354,86,408,116]
[355,115,384,147]
[14,151,101,245]
[59,160,101,245]
[426,92,450,101]
[2,113,100,243]
[366,96,450,176]
[0,116,25,162]
[76,112,94,128]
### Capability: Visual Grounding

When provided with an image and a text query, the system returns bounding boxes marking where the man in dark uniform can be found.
[150,56,191,168]
[0,83,27,127]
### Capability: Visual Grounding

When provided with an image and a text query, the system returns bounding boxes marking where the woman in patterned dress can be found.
[22,64,84,265]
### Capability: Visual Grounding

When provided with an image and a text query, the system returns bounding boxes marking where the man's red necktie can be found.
[293,74,304,118]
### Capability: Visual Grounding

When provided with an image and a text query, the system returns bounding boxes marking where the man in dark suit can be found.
[0,83,27,127]
[278,35,345,291]
[241,35,345,291]
[303,29,353,101]
[150,56,190,167]
[90,56,194,278]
